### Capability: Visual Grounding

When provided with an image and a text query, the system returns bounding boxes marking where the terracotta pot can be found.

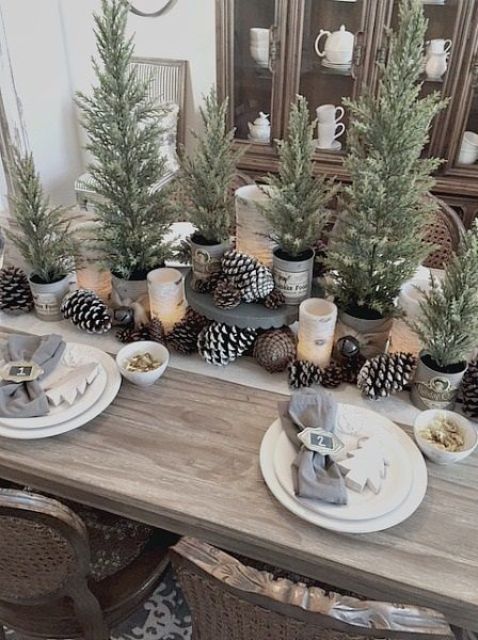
[272,247,314,306]
[335,308,393,358]
[411,351,467,411]
[190,234,230,284]
[28,274,70,322]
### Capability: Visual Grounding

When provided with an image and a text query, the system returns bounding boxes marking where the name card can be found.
[0,361,43,383]
[298,428,344,456]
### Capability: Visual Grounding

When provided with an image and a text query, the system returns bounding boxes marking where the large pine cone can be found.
[357,352,417,400]
[213,279,241,309]
[168,309,209,354]
[288,359,322,389]
[197,322,256,366]
[462,360,478,420]
[253,329,296,373]
[236,265,274,303]
[0,266,33,314]
[222,249,258,278]
[61,289,112,334]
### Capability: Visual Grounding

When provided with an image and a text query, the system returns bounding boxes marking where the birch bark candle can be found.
[147,268,186,333]
[297,298,337,368]
[235,185,276,268]
[75,220,112,302]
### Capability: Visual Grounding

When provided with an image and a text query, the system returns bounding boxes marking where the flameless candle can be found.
[235,185,276,267]
[147,268,186,333]
[75,220,112,302]
[297,298,337,368]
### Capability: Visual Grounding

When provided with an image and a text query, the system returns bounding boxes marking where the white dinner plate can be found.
[0,343,108,429]
[260,407,428,533]
[273,405,414,522]
[0,349,121,440]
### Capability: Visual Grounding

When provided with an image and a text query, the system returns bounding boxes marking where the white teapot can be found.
[248,112,271,143]
[315,25,355,66]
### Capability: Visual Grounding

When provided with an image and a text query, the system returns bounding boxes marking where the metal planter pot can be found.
[272,247,314,306]
[190,235,230,284]
[335,310,393,359]
[28,274,70,322]
[411,351,467,411]
[111,273,149,306]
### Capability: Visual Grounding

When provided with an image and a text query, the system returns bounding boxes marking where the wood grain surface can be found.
[0,362,476,630]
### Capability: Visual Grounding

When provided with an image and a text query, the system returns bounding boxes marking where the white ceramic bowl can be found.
[414,410,478,465]
[116,341,169,387]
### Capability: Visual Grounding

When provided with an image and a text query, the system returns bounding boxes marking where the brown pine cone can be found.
[116,324,151,344]
[193,272,221,294]
[341,354,367,384]
[213,278,242,309]
[168,308,210,354]
[321,362,344,388]
[253,329,296,373]
[147,317,166,343]
[263,288,285,310]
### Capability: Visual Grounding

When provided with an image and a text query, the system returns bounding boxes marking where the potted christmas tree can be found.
[326,0,446,355]
[7,151,77,321]
[260,96,337,305]
[179,89,240,286]
[76,0,172,303]
[410,222,478,410]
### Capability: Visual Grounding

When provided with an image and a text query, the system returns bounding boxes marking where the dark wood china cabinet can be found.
[216,0,478,227]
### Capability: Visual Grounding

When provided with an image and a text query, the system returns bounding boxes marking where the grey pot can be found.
[272,247,314,306]
[336,310,393,358]
[411,351,467,411]
[28,274,70,322]
[190,236,230,283]
[111,273,148,303]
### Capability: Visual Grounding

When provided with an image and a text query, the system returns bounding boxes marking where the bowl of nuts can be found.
[414,410,478,465]
[116,341,169,387]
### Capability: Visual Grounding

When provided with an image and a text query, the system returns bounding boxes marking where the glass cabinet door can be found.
[287,0,373,164]
[385,0,469,157]
[220,0,286,146]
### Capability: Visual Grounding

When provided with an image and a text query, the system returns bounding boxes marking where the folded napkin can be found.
[279,388,347,506]
[0,334,66,418]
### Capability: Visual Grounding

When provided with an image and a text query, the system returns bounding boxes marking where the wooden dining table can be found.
[0,361,476,631]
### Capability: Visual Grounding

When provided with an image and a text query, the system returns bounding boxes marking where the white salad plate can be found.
[0,346,121,440]
[0,343,108,430]
[260,404,428,533]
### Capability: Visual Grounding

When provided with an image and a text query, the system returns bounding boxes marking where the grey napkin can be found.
[0,334,66,418]
[279,388,347,506]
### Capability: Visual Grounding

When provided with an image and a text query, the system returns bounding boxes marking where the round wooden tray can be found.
[185,272,299,329]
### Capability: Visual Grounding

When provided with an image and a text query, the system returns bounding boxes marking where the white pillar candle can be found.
[235,185,276,268]
[75,220,112,302]
[297,298,338,368]
[147,268,186,333]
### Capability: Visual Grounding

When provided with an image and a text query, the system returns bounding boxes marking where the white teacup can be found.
[318,121,345,148]
[458,131,478,165]
[316,104,344,124]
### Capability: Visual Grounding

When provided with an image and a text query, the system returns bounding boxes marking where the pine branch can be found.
[259,95,337,257]
[7,150,77,283]
[409,221,478,367]
[76,0,172,278]
[326,0,447,316]
[178,89,241,243]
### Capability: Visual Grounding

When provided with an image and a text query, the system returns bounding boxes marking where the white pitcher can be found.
[425,38,452,81]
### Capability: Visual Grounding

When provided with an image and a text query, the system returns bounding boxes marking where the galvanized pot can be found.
[190,235,230,284]
[335,309,393,359]
[28,274,70,322]
[272,247,314,305]
[411,351,467,411]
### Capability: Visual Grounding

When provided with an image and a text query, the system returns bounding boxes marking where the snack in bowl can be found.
[414,409,478,465]
[116,341,169,387]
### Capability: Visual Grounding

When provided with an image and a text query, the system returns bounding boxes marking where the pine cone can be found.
[61,289,112,334]
[253,329,296,373]
[357,352,417,400]
[213,279,241,309]
[288,359,322,389]
[263,288,285,310]
[236,264,274,303]
[0,266,34,314]
[116,324,151,344]
[147,317,166,343]
[168,309,209,354]
[341,354,367,385]
[222,249,258,278]
[197,322,256,366]
[193,272,221,294]
[462,360,478,420]
[321,362,344,389]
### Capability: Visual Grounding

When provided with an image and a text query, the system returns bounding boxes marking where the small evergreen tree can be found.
[7,150,77,283]
[327,0,447,317]
[76,0,172,279]
[179,89,240,244]
[410,222,478,368]
[260,96,337,257]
